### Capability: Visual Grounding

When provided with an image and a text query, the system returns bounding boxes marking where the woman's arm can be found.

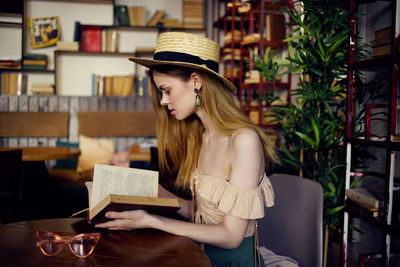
[96,129,264,249]
[96,210,248,249]
[158,184,192,219]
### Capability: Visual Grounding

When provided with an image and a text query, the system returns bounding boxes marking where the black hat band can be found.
[153,51,219,73]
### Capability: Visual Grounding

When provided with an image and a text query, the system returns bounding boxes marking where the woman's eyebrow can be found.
[158,85,168,91]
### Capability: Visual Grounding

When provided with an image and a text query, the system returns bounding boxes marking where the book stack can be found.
[81,25,101,52]
[92,74,134,97]
[371,27,391,57]
[23,53,47,70]
[242,33,261,45]
[224,59,240,79]
[0,59,21,70]
[223,30,242,44]
[183,0,204,29]
[56,41,79,51]
[31,83,54,95]
[222,47,245,61]
[346,187,384,218]
[146,10,165,26]
[101,30,120,53]
[127,6,147,26]
[244,70,261,84]
[1,73,27,95]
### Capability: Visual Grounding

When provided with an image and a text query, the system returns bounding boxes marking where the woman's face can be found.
[152,71,198,120]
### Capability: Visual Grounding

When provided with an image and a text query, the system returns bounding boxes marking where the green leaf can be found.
[325,205,345,215]
[295,131,316,148]
[283,35,308,42]
[327,182,336,192]
[311,119,320,146]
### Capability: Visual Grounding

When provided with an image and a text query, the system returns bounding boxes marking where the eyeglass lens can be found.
[39,235,63,256]
[70,236,97,257]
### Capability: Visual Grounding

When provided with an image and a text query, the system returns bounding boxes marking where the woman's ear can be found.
[191,72,203,90]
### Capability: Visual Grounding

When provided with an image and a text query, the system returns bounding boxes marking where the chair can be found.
[0,149,23,224]
[258,173,323,267]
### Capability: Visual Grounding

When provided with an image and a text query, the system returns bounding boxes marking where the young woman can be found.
[96,32,278,266]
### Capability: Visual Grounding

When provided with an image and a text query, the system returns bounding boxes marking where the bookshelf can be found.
[0,0,206,96]
[211,0,292,136]
[342,0,400,266]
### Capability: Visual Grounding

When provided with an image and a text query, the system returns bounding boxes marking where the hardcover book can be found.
[147,10,165,26]
[81,26,101,52]
[85,164,180,224]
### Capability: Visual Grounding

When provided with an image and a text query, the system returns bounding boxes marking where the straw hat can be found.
[129,32,236,92]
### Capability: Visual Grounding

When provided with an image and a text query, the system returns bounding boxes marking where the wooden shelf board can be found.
[0,68,54,74]
[0,12,22,17]
[80,24,205,32]
[345,137,388,148]
[0,21,22,28]
[350,55,394,71]
[240,82,290,89]
[27,0,113,4]
[55,51,135,57]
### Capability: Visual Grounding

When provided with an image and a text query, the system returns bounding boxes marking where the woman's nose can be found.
[160,94,169,106]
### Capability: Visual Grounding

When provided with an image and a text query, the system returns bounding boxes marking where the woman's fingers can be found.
[95,210,148,229]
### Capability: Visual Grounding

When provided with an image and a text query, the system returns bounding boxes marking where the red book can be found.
[81,26,101,52]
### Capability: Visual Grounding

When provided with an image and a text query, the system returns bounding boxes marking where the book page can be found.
[90,164,159,210]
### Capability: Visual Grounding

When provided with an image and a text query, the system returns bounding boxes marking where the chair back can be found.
[0,149,23,224]
[258,173,323,267]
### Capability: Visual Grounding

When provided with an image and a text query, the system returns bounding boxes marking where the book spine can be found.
[346,189,381,208]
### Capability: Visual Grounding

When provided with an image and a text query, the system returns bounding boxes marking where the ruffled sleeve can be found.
[194,173,274,220]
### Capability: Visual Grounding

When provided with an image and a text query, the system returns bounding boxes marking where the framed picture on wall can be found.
[28,16,60,49]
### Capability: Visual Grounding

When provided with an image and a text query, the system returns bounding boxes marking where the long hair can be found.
[149,65,278,189]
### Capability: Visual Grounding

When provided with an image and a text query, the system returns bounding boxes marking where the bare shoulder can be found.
[231,128,262,152]
[229,128,264,189]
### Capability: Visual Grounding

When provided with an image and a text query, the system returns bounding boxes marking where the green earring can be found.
[194,88,201,107]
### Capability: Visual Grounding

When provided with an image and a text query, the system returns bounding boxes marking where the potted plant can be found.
[253,0,353,226]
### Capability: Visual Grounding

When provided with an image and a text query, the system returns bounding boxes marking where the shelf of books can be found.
[342,0,400,266]
[1,0,205,96]
[212,0,292,135]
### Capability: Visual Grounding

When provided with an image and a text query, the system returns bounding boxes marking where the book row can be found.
[81,26,120,53]
[91,74,152,97]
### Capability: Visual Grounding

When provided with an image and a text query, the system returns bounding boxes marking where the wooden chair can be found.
[258,173,323,267]
[0,149,23,224]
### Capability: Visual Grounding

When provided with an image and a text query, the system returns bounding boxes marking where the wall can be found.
[0,95,156,152]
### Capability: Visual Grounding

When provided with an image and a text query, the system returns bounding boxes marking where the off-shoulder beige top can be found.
[190,170,275,237]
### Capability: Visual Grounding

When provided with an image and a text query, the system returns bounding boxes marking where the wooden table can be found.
[0,146,81,161]
[0,218,211,267]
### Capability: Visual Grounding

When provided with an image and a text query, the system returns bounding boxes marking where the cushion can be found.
[53,141,79,170]
[76,135,115,173]
[259,246,299,267]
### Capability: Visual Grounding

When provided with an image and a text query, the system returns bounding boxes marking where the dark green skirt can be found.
[204,236,265,267]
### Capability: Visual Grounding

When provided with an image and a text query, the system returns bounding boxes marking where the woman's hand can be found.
[95,210,150,230]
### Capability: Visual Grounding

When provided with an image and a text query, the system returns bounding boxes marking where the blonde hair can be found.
[150,66,278,189]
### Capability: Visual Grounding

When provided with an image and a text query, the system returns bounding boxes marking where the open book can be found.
[85,164,180,224]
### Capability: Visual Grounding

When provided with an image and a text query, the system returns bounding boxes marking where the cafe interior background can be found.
[0,0,399,266]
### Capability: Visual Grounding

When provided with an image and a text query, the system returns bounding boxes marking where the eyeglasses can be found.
[36,230,101,258]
